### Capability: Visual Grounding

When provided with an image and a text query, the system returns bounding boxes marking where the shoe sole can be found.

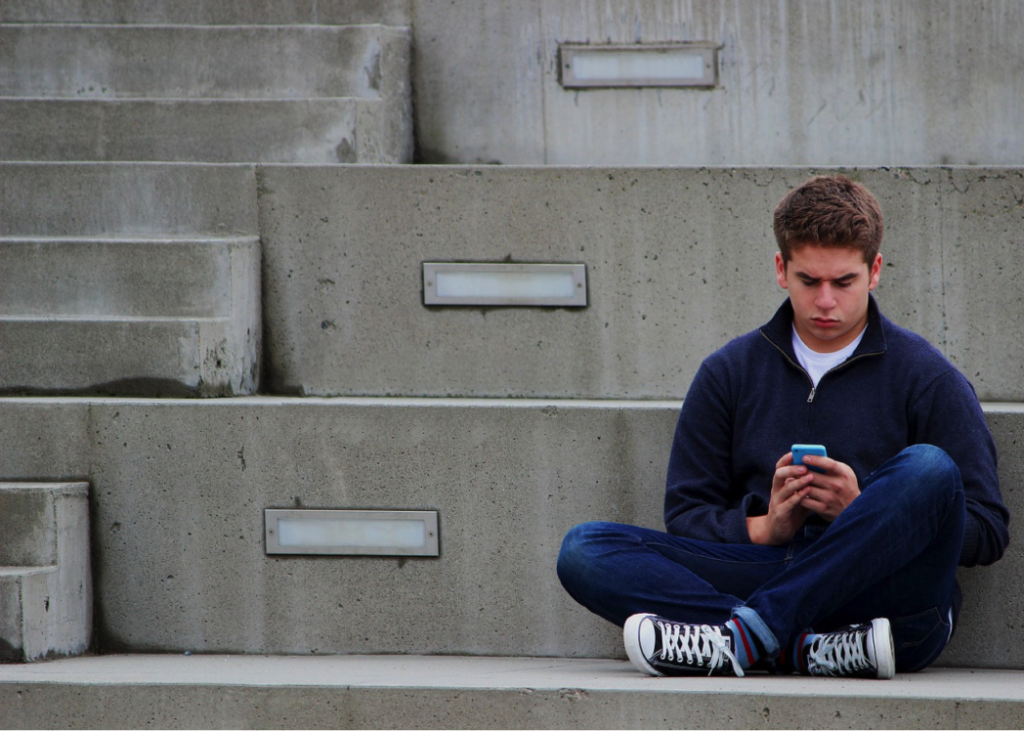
[623,613,664,677]
[871,617,896,679]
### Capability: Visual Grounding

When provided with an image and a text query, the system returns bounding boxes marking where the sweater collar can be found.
[760,294,887,361]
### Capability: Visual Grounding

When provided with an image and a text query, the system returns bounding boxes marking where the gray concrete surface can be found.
[0,237,261,397]
[0,0,411,25]
[1,655,1022,729]
[1,24,406,100]
[0,397,1020,667]
[0,166,262,396]
[0,397,668,658]
[946,406,1024,669]
[0,482,92,663]
[0,316,260,397]
[5,164,1020,398]
[0,19,412,164]
[260,165,1024,401]
[1,237,253,318]
[0,98,411,163]
[5,2,1020,167]
[0,163,258,238]
[411,0,1024,166]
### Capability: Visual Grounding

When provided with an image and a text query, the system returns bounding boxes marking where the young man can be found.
[557,175,1009,678]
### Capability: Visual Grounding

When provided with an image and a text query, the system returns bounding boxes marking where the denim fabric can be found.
[557,444,965,672]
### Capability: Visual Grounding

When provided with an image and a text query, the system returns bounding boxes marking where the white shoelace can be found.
[656,620,745,677]
[807,629,871,676]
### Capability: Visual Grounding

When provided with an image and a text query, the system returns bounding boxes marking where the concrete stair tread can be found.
[0,234,259,243]
[1,94,378,102]
[1,315,231,322]
[0,319,259,397]
[0,566,55,576]
[0,653,1016,695]
[0,162,260,238]
[0,24,409,101]
[2,21,402,28]
[0,235,259,319]
[1,655,1021,728]
[0,1,411,27]
[0,98,407,163]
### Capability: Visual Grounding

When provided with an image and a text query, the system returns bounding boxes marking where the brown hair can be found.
[773,175,883,264]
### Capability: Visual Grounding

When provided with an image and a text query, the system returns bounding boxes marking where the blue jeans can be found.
[557,445,965,672]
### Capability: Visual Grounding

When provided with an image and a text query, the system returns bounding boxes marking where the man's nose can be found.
[816,285,837,309]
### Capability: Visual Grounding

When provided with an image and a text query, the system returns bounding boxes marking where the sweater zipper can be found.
[761,332,816,400]
[759,331,884,403]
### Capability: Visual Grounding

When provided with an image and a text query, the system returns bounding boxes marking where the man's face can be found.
[775,244,882,353]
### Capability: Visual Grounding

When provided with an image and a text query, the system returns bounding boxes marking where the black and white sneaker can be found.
[802,617,895,679]
[623,613,744,677]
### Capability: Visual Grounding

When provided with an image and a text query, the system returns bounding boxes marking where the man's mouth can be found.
[812,317,839,328]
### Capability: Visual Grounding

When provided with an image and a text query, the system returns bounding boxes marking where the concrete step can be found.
[0,317,259,397]
[0,168,261,397]
[0,237,254,318]
[0,482,92,663]
[257,165,1024,401]
[4,164,1022,397]
[0,0,411,26]
[0,21,412,164]
[0,163,257,237]
[0,397,1020,667]
[0,236,260,396]
[0,97,411,163]
[0,655,1022,729]
[0,24,407,100]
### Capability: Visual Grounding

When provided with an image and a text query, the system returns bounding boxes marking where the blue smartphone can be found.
[792,444,827,474]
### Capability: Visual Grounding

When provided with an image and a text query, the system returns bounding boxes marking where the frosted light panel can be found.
[572,51,705,82]
[278,517,425,549]
[265,509,439,556]
[423,263,587,306]
[559,43,718,88]
[436,270,575,299]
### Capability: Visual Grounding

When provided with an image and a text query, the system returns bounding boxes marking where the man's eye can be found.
[835,281,853,288]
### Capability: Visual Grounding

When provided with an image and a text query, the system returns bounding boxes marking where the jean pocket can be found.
[890,607,951,672]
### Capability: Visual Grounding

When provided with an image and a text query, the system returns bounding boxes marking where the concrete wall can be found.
[7,1,1019,166]
[0,0,411,25]
[0,23,413,164]
[0,397,1020,667]
[7,163,1020,399]
[0,397,669,657]
[411,0,1024,166]
[0,25,401,100]
[261,165,1024,401]
[0,163,258,237]
[0,483,92,662]
[0,164,262,396]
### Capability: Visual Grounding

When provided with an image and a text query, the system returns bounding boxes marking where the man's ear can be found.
[775,252,789,290]
[868,253,882,291]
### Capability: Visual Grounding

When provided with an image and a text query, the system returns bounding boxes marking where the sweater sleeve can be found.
[910,370,1009,567]
[664,361,760,543]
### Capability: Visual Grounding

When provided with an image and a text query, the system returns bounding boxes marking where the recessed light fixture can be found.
[265,509,440,557]
[559,42,719,88]
[423,262,587,307]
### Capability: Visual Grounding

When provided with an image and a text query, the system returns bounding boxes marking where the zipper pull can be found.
[807,386,816,403]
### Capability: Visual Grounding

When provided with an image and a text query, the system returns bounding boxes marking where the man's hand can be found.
[747,453,814,546]
[797,453,861,521]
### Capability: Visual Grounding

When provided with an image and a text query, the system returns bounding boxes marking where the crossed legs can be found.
[556,445,965,672]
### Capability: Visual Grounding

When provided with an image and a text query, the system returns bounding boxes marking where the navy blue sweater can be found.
[665,296,1009,567]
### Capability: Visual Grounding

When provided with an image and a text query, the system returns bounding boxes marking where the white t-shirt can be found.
[791,325,866,387]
